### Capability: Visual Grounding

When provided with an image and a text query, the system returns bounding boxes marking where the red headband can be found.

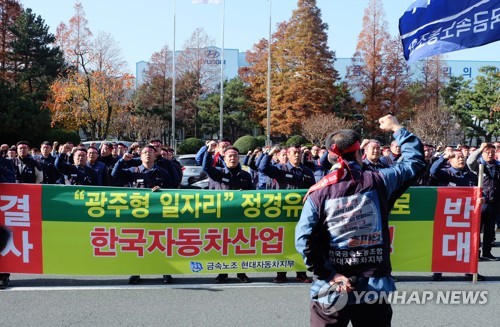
[330,141,361,157]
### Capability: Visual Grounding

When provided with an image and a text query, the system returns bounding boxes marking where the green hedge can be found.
[178,138,204,154]
[285,135,307,147]
[233,135,259,154]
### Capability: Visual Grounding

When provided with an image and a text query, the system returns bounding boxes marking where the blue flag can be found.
[399,0,500,61]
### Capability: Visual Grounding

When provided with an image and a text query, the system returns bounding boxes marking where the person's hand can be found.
[268,146,279,156]
[479,143,489,151]
[207,141,217,153]
[151,186,161,192]
[360,139,371,149]
[59,144,70,154]
[379,114,402,133]
[247,150,252,156]
[443,147,454,159]
[330,273,355,293]
[122,153,133,161]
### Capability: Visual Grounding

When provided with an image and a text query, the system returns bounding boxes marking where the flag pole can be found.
[266,0,272,146]
[171,0,176,151]
[219,0,225,140]
[473,164,484,284]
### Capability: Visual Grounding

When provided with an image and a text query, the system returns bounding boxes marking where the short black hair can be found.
[142,145,157,152]
[16,141,30,148]
[149,139,162,145]
[75,147,87,153]
[225,146,240,154]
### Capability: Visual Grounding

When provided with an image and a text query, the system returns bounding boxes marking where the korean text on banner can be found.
[399,0,500,61]
[0,184,482,275]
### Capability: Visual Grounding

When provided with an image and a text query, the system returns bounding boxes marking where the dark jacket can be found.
[296,127,425,301]
[259,154,315,189]
[112,159,175,189]
[467,150,500,204]
[0,158,15,183]
[430,156,477,187]
[13,156,42,183]
[202,151,253,190]
[55,154,98,185]
[40,155,62,184]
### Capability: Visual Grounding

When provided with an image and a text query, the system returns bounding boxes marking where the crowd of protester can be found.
[0,136,499,288]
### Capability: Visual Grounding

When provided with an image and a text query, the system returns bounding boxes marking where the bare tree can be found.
[302,113,354,146]
[408,103,461,146]
[176,27,218,137]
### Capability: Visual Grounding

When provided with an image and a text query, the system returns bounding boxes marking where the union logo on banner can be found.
[431,187,481,274]
[0,184,43,273]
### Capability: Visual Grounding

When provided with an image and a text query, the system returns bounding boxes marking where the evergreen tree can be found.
[444,66,500,142]
[198,77,254,141]
[0,0,22,82]
[9,8,65,101]
[0,5,64,144]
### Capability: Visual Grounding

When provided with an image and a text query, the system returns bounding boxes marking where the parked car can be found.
[177,154,207,188]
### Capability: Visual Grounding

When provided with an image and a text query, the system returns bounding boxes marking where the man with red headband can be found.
[296,115,425,326]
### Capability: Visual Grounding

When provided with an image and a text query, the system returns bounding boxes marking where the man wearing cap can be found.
[295,115,425,326]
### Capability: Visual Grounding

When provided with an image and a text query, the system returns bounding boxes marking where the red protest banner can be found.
[0,184,43,273]
[431,187,482,274]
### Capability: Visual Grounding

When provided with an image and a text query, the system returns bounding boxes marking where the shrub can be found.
[233,135,259,154]
[285,135,307,147]
[177,138,204,154]
[255,135,267,147]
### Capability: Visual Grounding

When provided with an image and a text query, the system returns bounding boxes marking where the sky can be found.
[19,0,500,75]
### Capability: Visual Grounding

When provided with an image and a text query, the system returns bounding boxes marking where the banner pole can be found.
[473,164,484,284]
